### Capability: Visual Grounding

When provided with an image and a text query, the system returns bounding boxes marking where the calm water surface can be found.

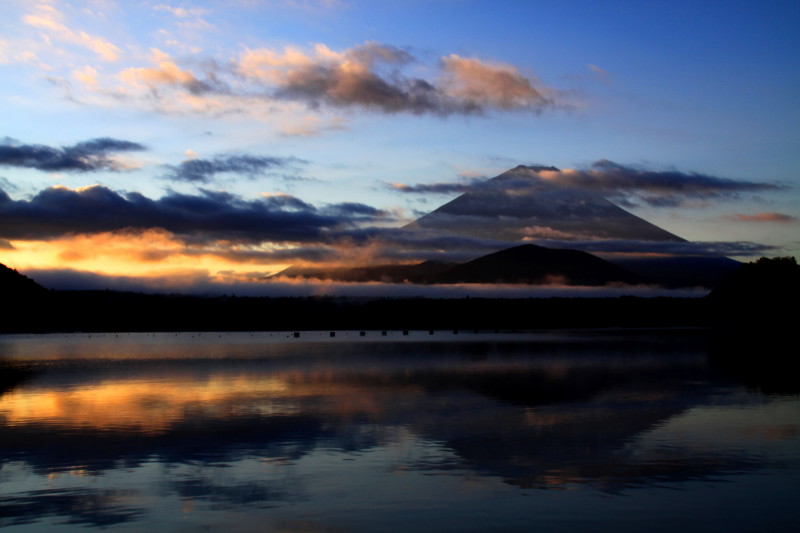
[1,330,798,532]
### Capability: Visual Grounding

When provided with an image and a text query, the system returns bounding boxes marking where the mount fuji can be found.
[279,165,740,287]
[405,165,685,243]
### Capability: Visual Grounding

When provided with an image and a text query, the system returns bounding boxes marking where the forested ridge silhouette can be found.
[1,257,795,333]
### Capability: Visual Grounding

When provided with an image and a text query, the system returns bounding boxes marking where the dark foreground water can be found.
[1,330,798,532]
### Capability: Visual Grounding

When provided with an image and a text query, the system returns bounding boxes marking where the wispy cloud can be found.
[25,267,709,298]
[528,238,777,258]
[0,137,146,172]
[162,154,307,183]
[724,212,796,223]
[537,160,782,207]
[153,5,211,19]
[387,178,482,195]
[120,48,224,96]
[23,3,121,61]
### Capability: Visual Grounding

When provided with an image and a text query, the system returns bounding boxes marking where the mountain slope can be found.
[405,165,686,243]
[1,263,47,296]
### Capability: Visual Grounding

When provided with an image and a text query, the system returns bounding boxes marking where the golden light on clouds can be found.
[7,229,291,281]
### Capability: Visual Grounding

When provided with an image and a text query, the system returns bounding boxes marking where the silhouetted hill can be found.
[1,263,47,296]
[422,244,646,286]
[709,256,800,302]
[707,256,799,327]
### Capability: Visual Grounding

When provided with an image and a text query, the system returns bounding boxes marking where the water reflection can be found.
[1,331,798,531]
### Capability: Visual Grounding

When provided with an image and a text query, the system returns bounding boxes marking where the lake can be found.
[1,330,798,532]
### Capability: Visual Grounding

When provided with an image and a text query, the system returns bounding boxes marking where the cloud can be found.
[0,137,146,172]
[321,202,389,218]
[120,49,223,95]
[527,238,777,258]
[23,4,121,61]
[277,115,348,137]
[102,41,560,118]
[25,267,707,298]
[724,212,796,223]
[388,165,560,195]
[239,42,452,114]
[440,55,554,112]
[387,178,481,195]
[587,64,611,83]
[388,162,782,208]
[153,5,211,19]
[536,160,782,207]
[0,38,9,64]
[0,184,389,244]
[162,154,307,183]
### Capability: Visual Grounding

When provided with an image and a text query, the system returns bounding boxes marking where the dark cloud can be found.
[387,180,479,195]
[0,185,387,243]
[162,154,306,183]
[387,166,557,195]
[321,202,388,218]
[260,193,316,211]
[387,162,782,208]
[529,238,777,258]
[545,160,783,207]
[272,66,457,116]
[0,137,146,172]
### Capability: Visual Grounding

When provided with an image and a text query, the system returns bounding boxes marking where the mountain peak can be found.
[405,165,685,244]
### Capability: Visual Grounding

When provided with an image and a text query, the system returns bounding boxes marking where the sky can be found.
[0,0,798,295]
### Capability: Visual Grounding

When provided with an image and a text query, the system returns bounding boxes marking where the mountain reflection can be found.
[1,332,798,529]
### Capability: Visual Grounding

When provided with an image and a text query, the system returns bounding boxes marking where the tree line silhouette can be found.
[1,257,796,333]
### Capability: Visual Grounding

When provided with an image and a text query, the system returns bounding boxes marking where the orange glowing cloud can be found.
[120,49,207,92]
[725,212,796,223]
[23,3,121,61]
[6,229,292,282]
[440,54,554,111]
